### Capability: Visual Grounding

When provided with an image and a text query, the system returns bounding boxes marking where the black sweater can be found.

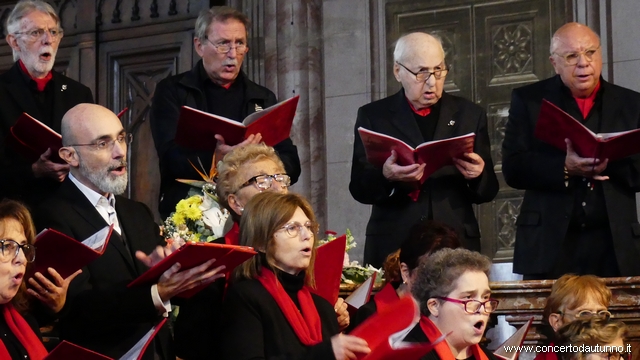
[220,271,339,360]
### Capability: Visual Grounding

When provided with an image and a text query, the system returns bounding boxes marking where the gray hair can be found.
[393,32,444,63]
[194,6,250,41]
[5,0,60,61]
[411,248,492,316]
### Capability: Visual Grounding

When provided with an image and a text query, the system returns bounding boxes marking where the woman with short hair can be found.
[555,318,628,360]
[406,248,500,360]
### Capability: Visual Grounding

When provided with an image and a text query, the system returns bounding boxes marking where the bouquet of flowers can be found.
[318,229,384,285]
[163,157,231,244]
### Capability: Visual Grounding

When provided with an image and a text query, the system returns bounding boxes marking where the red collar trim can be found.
[256,268,323,345]
[573,81,601,118]
[407,99,432,117]
[224,222,240,245]
[18,60,52,92]
[419,315,489,360]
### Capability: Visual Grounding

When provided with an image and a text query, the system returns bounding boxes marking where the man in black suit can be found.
[503,22,640,279]
[36,104,226,359]
[150,6,301,218]
[0,0,93,207]
[350,32,498,267]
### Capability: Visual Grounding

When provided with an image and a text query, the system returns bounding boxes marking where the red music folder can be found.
[534,99,640,161]
[34,225,114,279]
[344,272,377,317]
[128,242,257,298]
[7,112,64,163]
[45,318,167,360]
[312,234,346,304]
[350,295,447,360]
[493,318,533,360]
[175,95,299,150]
[358,127,475,181]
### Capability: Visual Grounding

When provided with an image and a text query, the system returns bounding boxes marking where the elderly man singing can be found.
[350,32,498,267]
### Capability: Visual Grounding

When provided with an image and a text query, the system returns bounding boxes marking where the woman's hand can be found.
[27,268,82,313]
[331,333,370,360]
[334,297,350,331]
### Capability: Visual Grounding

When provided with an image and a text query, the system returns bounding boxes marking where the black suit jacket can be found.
[150,61,301,217]
[502,75,640,275]
[35,179,172,360]
[350,90,498,267]
[0,62,93,207]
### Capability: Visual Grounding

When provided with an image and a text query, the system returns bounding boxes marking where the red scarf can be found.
[374,283,399,313]
[224,222,240,246]
[0,304,48,360]
[419,315,489,360]
[256,268,323,346]
[408,99,432,117]
[574,81,600,119]
[18,60,52,92]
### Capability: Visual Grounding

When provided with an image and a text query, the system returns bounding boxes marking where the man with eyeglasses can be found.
[503,22,640,279]
[0,0,93,208]
[35,104,226,359]
[350,32,498,267]
[150,6,301,219]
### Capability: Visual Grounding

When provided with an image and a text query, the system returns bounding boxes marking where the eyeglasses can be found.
[238,174,290,192]
[204,37,247,54]
[68,133,133,152]
[14,28,63,42]
[0,239,35,263]
[436,297,499,314]
[553,45,601,66]
[558,309,612,320]
[279,221,318,237]
[396,62,449,82]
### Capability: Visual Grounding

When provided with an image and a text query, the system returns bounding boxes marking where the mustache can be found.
[222,60,237,66]
[107,160,127,171]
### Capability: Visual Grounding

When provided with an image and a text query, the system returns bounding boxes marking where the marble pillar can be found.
[238,0,327,229]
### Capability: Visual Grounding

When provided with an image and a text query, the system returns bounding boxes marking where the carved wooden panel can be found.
[385,0,567,262]
[98,32,194,221]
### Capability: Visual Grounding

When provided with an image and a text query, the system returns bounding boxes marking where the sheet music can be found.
[119,323,159,360]
[81,225,111,251]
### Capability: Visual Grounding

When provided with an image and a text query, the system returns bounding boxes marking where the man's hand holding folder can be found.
[129,242,257,299]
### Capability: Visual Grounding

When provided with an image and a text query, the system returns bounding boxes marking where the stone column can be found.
[239,0,327,228]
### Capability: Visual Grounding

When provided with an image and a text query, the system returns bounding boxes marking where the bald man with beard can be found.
[503,22,640,279]
[36,104,225,359]
[350,32,498,267]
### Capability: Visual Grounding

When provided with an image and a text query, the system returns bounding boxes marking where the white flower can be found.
[199,195,231,238]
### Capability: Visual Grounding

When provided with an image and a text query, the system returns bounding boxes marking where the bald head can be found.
[61,103,120,146]
[549,22,602,98]
[394,32,445,64]
[550,22,600,55]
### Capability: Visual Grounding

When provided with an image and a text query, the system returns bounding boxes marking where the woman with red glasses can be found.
[406,248,500,360]
[220,192,370,360]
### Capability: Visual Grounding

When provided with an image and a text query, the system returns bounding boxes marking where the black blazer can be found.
[0,62,93,207]
[149,61,301,217]
[35,179,172,360]
[502,75,640,276]
[350,90,498,267]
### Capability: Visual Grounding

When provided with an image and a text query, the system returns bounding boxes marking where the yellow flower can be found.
[172,212,186,226]
[175,196,203,221]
